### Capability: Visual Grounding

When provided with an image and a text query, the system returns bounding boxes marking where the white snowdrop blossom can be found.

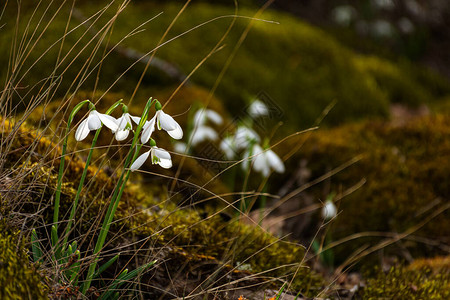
[130,146,172,171]
[234,126,260,150]
[141,110,183,143]
[113,112,141,141]
[321,200,337,220]
[220,136,237,159]
[243,144,285,177]
[248,100,269,118]
[75,110,118,141]
[191,126,218,146]
[193,108,223,126]
[173,142,187,153]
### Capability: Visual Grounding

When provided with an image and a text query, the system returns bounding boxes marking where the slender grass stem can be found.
[53,100,90,246]
[61,100,122,250]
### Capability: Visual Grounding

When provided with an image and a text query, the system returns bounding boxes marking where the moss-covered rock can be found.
[276,114,450,263]
[0,116,324,297]
[0,224,47,299]
[362,256,450,299]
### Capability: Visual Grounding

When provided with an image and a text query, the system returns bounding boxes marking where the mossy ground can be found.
[0,116,323,298]
[361,256,450,299]
[0,223,47,299]
[276,113,450,265]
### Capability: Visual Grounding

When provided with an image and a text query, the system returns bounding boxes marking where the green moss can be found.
[362,257,450,299]
[0,224,47,299]
[0,117,324,296]
[278,114,450,263]
[2,2,449,131]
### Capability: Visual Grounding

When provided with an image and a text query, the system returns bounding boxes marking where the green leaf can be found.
[93,254,120,279]
[99,260,156,300]
[31,229,43,263]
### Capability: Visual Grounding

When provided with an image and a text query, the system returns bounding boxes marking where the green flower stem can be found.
[81,98,154,294]
[61,100,123,250]
[53,100,90,246]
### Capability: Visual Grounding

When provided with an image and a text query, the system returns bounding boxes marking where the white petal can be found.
[191,126,217,146]
[130,151,150,171]
[193,109,206,127]
[248,100,269,118]
[141,117,155,144]
[174,142,187,153]
[87,111,102,130]
[158,158,172,169]
[115,129,129,141]
[322,201,337,220]
[98,113,119,131]
[266,149,285,173]
[130,115,141,125]
[206,109,223,125]
[166,122,183,140]
[241,150,250,171]
[220,137,235,159]
[75,118,90,141]
[158,111,178,131]
[153,147,171,160]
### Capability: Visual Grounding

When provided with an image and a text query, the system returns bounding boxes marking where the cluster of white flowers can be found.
[174,108,223,154]
[175,100,285,178]
[75,101,182,171]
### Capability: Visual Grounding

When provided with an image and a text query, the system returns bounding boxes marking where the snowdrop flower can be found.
[248,100,269,118]
[193,108,223,126]
[234,126,260,150]
[173,142,187,153]
[113,112,141,141]
[321,200,337,220]
[220,136,237,159]
[191,126,218,146]
[130,145,172,171]
[75,110,118,141]
[243,144,285,177]
[141,110,183,143]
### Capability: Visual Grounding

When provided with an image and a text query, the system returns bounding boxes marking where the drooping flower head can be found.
[112,105,141,141]
[141,100,183,144]
[243,143,285,177]
[75,109,118,141]
[130,138,172,171]
[248,100,269,118]
[322,200,337,220]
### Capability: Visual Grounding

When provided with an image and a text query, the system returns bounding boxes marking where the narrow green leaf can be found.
[99,260,156,300]
[93,254,120,279]
[31,229,43,263]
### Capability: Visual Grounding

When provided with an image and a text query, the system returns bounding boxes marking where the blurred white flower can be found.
[113,112,140,141]
[372,0,394,10]
[371,20,394,38]
[75,110,118,141]
[130,146,172,171]
[234,126,260,150]
[191,126,218,146]
[220,136,237,159]
[173,142,187,153]
[248,100,269,118]
[193,108,223,126]
[332,5,357,27]
[243,144,285,177]
[398,17,415,34]
[141,110,183,143]
[321,200,337,220]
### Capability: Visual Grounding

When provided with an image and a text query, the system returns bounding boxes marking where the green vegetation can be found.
[280,114,450,263]
[362,256,450,299]
[2,2,449,131]
[0,224,47,299]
